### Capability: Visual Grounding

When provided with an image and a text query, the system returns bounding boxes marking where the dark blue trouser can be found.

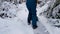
[26,3,37,26]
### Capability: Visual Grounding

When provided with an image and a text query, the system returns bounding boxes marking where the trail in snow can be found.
[33,2,50,34]
[0,2,50,34]
[37,1,60,34]
[0,2,34,34]
[0,1,60,34]
[0,17,34,34]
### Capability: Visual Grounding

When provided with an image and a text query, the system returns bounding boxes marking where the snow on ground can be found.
[16,3,50,34]
[0,1,60,34]
[0,17,34,34]
[0,2,34,34]
[37,1,60,34]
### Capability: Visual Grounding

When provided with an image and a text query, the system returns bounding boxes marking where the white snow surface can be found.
[0,1,60,34]
[0,2,34,34]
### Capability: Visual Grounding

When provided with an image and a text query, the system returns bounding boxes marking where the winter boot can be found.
[28,16,32,25]
[32,25,38,29]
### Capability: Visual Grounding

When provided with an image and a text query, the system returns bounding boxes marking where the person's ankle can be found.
[32,25,38,29]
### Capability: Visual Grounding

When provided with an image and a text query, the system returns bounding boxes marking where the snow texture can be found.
[0,1,60,34]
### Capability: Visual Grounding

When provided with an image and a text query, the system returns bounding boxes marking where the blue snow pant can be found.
[26,3,37,26]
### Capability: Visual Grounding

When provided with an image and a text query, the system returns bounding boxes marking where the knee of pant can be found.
[32,12,36,16]
[32,14,36,17]
[31,9,36,13]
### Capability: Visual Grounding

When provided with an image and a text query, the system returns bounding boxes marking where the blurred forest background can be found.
[0,0,60,19]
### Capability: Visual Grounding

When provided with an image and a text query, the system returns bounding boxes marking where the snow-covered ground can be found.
[0,2,34,34]
[0,1,60,34]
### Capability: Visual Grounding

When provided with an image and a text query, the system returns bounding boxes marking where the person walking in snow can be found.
[26,0,38,29]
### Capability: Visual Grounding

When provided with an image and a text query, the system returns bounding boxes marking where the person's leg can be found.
[31,5,38,29]
[28,11,32,25]
[26,5,32,25]
[32,10,38,29]
[32,10,37,25]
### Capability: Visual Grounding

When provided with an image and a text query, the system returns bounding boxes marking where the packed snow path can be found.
[0,1,60,34]
[37,1,60,34]
[0,2,49,34]
[0,2,34,34]
[17,3,49,34]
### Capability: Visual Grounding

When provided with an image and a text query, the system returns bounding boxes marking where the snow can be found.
[0,1,60,34]
[37,1,60,34]
[0,1,34,34]
[0,17,34,34]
